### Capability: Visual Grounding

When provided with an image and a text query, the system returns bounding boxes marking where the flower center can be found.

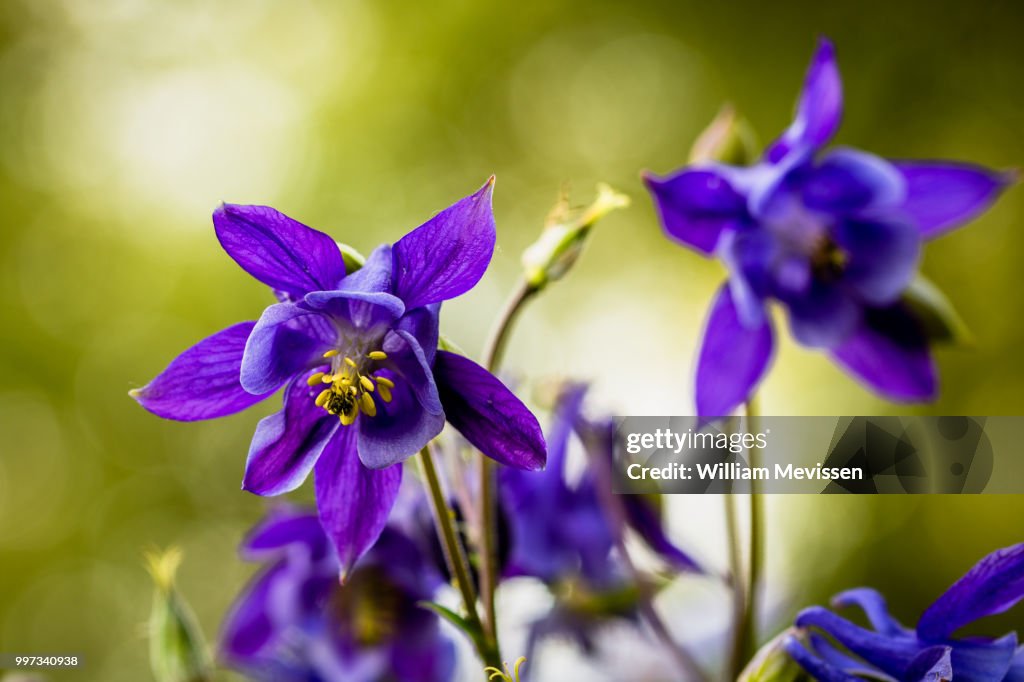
[307,349,395,425]
[809,235,847,283]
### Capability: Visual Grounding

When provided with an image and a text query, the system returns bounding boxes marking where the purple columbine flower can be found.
[643,38,1015,416]
[501,384,700,656]
[131,179,546,574]
[221,507,455,682]
[783,542,1024,681]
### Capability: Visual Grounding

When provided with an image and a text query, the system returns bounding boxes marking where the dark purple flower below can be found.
[131,179,546,575]
[644,37,1015,416]
[784,542,1024,681]
[221,507,455,682]
[500,384,701,659]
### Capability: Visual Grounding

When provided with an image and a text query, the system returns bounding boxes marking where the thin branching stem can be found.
[477,277,538,656]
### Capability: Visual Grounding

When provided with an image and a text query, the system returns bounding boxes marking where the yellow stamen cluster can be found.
[307,349,396,425]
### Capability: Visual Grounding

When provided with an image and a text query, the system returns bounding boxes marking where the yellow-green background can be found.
[1,0,1022,679]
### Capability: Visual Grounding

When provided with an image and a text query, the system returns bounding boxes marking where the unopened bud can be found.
[144,548,212,682]
[521,183,629,289]
[689,105,760,166]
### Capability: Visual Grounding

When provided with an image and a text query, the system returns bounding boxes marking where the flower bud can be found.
[738,629,806,682]
[521,183,630,289]
[144,547,213,682]
[688,105,760,166]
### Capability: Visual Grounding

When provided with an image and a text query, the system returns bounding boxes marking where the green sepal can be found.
[902,275,974,347]
[438,333,468,356]
[337,242,367,274]
[738,628,809,682]
[145,548,213,682]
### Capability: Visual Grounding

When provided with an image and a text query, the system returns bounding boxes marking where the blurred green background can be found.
[1,0,1023,679]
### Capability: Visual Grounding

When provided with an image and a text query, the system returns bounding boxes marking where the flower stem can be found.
[727,398,763,678]
[417,445,501,670]
[724,488,746,679]
[478,277,538,655]
[580,425,709,682]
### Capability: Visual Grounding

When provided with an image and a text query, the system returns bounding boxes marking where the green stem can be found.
[726,398,764,679]
[478,277,538,655]
[724,487,746,679]
[417,446,501,670]
[743,398,764,664]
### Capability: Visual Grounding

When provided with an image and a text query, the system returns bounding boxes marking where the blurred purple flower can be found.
[644,38,1015,416]
[500,384,700,656]
[784,542,1024,681]
[132,179,545,575]
[221,507,455,682]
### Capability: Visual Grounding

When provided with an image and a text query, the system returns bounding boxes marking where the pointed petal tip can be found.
[815,35,836,53]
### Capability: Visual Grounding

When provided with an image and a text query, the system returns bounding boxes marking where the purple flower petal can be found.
[801,148,906,214]
[642,168,747,255]
[300,290,405,334]
[719,226,776,326]
[807,633,885,676]
[835,217,920,306]
[892,161,1015,239]
[241,507,331,561]
[394,303,440,367]
[433,350,547,471]
[214,204,345,297]
[621,495,701,573]
[948,635,1018,681]
[796,606,921,677]
[131,322,273,421]
[1007,646,1024,681]
[243,375,338,496]
[392,178,496,310]
[241,304,336,395]
[783,636,863,682]
[357,330,445,469]
[918,542,1024,641]
[766,37,843,163]
[906,646,953,682]
[695,285,774,417]
[785,281,860,349]
[830,304,937,401]
[831,588,910,637]
[220,562,285,659]
[338,243,393,294]
[314,424,403,578]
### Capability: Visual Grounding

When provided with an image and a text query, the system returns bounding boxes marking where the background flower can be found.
[784,542,1024,681]
[222,507,455,682]
[644,38,1014,416]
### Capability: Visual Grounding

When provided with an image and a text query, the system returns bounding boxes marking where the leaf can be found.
[417,600,486,651]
